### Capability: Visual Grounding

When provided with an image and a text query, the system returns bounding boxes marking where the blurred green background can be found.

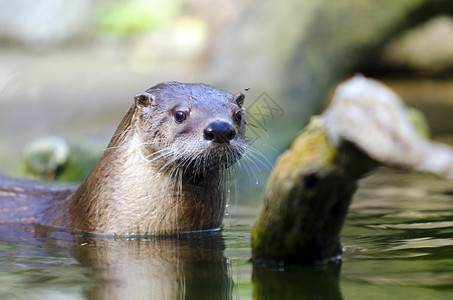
[0,0,452,186]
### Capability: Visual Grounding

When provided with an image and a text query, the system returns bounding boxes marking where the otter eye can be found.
[234,111,242,123]
[174,111,187,123]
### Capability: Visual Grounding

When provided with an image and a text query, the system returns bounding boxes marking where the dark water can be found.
[0,167,452,299]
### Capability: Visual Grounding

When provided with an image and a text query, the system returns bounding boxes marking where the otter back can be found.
[0,176,75,225]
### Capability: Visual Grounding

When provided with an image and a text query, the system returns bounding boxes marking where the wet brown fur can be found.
[0,82,246,235]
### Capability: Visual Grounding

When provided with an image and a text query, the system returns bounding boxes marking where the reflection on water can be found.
[0,166,453,299]
[342,167,453,299]
[0,226,234,299]
[252,263,342,299]
[0,224,95,299]
[75,232,233,300]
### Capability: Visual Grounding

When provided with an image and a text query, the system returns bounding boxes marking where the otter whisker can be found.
[144,147,170,159]
[245,147,270,173]
[110,127,133,138]
[238,151,262,183]
[242,150,272,176]
[144,148,175,163]
[246,146,274,170]
[102,144,131,152]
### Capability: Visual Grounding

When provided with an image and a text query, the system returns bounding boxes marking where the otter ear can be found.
[233,92,245,108]
[134,92,155,108]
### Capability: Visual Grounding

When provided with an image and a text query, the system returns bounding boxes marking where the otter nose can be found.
[203,121,236,144]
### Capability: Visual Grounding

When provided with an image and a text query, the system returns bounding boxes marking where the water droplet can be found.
[225,201,231,216]
[256,180,259,185]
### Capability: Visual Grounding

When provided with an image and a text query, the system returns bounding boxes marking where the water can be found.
[0,167,452,299]
[341,168,453,299]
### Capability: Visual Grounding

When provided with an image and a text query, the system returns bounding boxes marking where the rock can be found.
[381,15,453,75]
[21,135,104,182]
[22,136,70,180]
[251,76,453,264]
[323,76,453,179]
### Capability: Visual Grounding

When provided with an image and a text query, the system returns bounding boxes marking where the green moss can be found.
[57,148,100,182]
[408,107,430,138]
[270,117,338,183]
[96,0,182,36]
[252,118,342,262]
[20,140,103,183]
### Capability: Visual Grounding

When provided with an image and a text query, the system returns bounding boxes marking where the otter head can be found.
[133,82,247,174]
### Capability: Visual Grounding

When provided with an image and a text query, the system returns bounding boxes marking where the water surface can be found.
[0,166,453,299]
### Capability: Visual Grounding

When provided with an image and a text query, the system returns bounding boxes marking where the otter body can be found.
[0,82,247,235]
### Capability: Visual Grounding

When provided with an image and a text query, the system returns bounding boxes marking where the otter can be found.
[0,82,247,235]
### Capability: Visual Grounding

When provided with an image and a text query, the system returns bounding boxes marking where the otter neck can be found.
[69,109,228,235]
